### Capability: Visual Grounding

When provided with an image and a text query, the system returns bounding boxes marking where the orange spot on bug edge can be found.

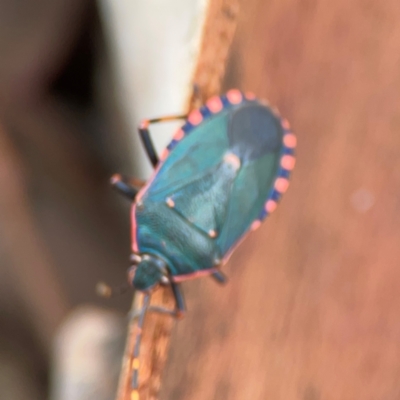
[131,390,139,400]
[275,178,289,193]
[265,200,277,213]
[227,89,243,104]
[251,220,261,231]
[188,110,203,125]
[132,358,140,370]
[159,148,169,161]
[245,92,256,100]
[139,120,149,129]
[281,119,290,130]
[283,134,297,148]
[281,155,296,170]
[173,129,184,141]
[207,96,223,113]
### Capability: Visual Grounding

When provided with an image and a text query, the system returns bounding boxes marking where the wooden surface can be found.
[116,290,176,400]
[188,0,240,109]
[160,1,400,399]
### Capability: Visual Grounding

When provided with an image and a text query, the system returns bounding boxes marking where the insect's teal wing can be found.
[134,99,236,274]
[141,102,235,241]
[215,101,295,257]
[137,91,296,267]
[143,110,229,202]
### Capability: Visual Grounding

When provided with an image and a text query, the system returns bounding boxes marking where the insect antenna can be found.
[130,293,151,399]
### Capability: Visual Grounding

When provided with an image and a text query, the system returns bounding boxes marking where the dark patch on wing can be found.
[228,103,282,162]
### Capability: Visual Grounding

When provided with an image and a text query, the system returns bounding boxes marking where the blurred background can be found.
[1,0,400,399]
[0,1,132,399]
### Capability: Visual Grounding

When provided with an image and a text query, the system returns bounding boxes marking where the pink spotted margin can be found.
[131,90,296,265]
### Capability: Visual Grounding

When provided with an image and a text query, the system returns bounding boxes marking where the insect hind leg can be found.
[211,270,228,285]
[142,282,186,319]
[171,282,186,317]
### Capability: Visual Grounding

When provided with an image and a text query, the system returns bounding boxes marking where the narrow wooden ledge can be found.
[188,0,240,109]
[116,289,175,399]
[115,1,239,399]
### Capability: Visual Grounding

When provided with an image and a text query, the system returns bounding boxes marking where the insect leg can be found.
[146,282,186,318]
[211,271,228,285]
[138,114,187,167]
[171,282,186,318]
[110,174,140,200]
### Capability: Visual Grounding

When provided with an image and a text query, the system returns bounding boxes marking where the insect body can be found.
[112,89,296,314]
[111,89,296,397]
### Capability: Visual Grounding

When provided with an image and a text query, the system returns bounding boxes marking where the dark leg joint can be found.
[138,114,187,168]
[138,126,159,167]
[110,174,138,200]
[211,270,228,285]
[171,282,186,318]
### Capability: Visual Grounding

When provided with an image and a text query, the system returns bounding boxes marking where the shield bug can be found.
[110,89,296,396]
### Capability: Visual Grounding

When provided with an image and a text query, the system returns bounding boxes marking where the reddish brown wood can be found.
[116,290,176,400]
[188,0,240,109]
[160,1,400,399]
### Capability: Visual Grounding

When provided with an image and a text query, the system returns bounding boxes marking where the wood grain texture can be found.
[116,289,176,400]
[188,0,240,109]
[160,0,400,399]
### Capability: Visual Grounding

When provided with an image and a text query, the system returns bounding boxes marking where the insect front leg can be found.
[138,114,187,167]
[110,174,144,201]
